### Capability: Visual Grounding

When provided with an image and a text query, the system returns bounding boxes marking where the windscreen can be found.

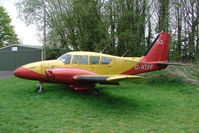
[57,54,71,64]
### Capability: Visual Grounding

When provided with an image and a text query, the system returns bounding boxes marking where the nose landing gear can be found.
[36,82,44,93]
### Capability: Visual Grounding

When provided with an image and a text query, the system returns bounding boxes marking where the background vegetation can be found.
[16,0,199,61]
[0,6,19,47]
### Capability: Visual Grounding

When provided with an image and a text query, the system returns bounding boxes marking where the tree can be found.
[0,6,18,47]
[16,0,199,61]
[154,0,170,33]
[16,0,107,52]
[182,0,199,60]
[105,0,148,56]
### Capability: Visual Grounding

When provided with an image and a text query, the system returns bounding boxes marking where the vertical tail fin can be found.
[142,32,170,62]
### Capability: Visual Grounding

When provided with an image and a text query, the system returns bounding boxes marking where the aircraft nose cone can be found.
[14,67,26,78]
[14,65,45,80]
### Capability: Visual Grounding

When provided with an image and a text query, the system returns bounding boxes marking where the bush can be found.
[145,64,199,85]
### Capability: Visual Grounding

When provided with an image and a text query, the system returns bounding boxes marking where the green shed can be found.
[0,45,43,70]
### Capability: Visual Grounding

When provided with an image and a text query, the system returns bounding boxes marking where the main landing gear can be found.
[92,88,100,95]
[36,82,44,93]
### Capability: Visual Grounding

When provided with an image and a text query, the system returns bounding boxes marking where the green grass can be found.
[0,76,199,133]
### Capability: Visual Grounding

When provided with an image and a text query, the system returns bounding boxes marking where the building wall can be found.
[0,45,42,70]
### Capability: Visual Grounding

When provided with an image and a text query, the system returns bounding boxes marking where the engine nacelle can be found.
[45,67,96,83]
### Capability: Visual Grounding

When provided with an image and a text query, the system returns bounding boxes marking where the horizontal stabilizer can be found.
[157,63,191,66]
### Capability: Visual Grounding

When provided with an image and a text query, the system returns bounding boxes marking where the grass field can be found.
[0,68,199,133]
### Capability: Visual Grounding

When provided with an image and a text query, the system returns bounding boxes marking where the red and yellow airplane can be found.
[14,32,187,94]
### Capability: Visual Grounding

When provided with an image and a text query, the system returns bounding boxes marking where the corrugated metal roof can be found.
[0,44,43,50]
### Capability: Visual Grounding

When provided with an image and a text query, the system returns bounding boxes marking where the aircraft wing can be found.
[73,75,145,83]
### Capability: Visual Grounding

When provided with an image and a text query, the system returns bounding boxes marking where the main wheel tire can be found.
[36,87,44,93]
[92,89,100,95]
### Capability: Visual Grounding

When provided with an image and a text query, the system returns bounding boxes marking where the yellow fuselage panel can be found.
[23,60,65,74]
[69,58,138,74]
[22,51,141,75]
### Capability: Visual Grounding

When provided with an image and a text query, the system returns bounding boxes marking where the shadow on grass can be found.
[40,83,157,115]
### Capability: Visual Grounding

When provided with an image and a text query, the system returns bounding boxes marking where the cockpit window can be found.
[72,55,88,64]
[100,57,112,64]
[57,54,71,64]
[90,56,100,64]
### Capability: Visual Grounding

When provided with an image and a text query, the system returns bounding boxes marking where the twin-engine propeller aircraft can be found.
[14,32,188,94]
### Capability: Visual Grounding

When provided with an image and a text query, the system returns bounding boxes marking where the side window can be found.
[72,55,88,64]
[90,56,100,64]
[100,57,112,64]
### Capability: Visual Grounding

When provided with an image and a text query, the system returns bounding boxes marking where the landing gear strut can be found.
[92,88,100,95]
[36,82,44,93]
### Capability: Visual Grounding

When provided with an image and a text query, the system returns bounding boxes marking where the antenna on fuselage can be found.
[100,44,109,53]
[121,49,129,57]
